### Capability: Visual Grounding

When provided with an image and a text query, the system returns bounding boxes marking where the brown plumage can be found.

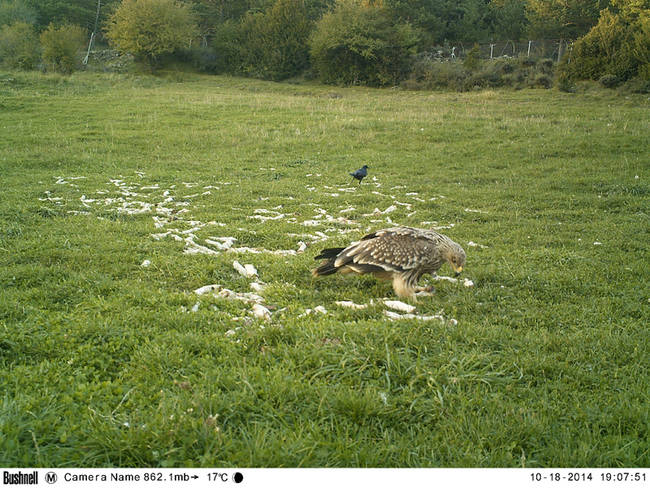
[312,226,466,299]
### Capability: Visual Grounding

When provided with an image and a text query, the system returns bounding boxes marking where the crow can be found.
[350,165,368,185]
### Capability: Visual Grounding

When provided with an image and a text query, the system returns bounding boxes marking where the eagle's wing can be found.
[334,227,443,274]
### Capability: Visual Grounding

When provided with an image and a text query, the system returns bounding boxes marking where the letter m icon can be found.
[45,472,58,484]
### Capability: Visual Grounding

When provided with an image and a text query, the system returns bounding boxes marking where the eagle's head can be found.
[444,241,466,276]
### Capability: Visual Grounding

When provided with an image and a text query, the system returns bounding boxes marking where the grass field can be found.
[0,70,648,467]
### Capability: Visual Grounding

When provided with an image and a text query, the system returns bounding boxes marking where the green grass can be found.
[0,70,648,467]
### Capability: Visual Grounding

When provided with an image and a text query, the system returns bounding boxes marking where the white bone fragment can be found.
[302,220,321,226]
[394,201,412,208]
[335,301,368,310]
[217,289,264,303]
[233,260,248,276]
[383,300,416,313]
[184,237,220,255]
[383,311,445,322]
[204,239,233,250]
[194,284,222,295]
[432,275,458,283]
[250,282,266,292]
[251,304,271,321]
[467,241,488,248]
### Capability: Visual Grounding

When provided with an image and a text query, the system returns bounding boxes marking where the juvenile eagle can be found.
[312,226,466,299]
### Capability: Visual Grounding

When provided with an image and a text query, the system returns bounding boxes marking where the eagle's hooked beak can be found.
[453,266,463,277]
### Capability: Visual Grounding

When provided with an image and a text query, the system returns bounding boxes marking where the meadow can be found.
[0,71,648,467]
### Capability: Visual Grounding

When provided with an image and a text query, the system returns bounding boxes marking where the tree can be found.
[22,0,120,30]
[240,0,312,80]
[40,23,86,73]
[189,0,256,42]
[310,0,419,86]
[0,0,37,27]
[385,0,494,46]
[0,21,40,68]
[105,0,198,66]
[557,1,649,84]
[487,0,527,40]
[526,0,611,39]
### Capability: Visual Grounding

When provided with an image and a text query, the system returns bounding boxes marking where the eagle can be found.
[312,226,466,299]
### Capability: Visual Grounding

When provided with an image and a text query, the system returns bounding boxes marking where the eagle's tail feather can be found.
[312,247,346,277]
[312,260,339,277]
[313,247,345,260]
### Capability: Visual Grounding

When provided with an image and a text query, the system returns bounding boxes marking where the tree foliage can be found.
[310,0,419,86]
[40,23,86,73]
[526,0,611,39]
[0,21,40,68]
[105,0,198,66]
[0,0,37,27]
[239,0,312,80]
[0,0,632,88]
[488,0,528,41]
[558,1,649,85]
[21,0,120,30]
[189,0,273,40]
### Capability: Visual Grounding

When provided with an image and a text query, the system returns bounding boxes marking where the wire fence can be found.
[419,39,573,63]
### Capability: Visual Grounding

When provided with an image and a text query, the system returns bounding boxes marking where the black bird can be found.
[350,165,368,185]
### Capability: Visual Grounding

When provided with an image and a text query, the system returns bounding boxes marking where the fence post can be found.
[557,39,563,63]
[490,43,495,59]
[527,40,532,58]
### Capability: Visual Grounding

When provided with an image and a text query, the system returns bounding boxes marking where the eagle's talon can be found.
[416,285,435,293]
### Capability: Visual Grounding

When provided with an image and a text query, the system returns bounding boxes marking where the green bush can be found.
[240,0,311,81]
[599,73,620,88]
[309,0,419,86]
[558,6,648,84]
[0,21,40,69]
[185,45,219,73]
[463,44,481,71]
[104,0,197,67]
[533,73,553,88]
[40,23,86,73]
[403,56,557,92]
[538,58,555,73]
[86,49,135,73]
[210,0,311,80]
[211,20,245,74]
[621,75,650,93]
[555,70,576,92]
